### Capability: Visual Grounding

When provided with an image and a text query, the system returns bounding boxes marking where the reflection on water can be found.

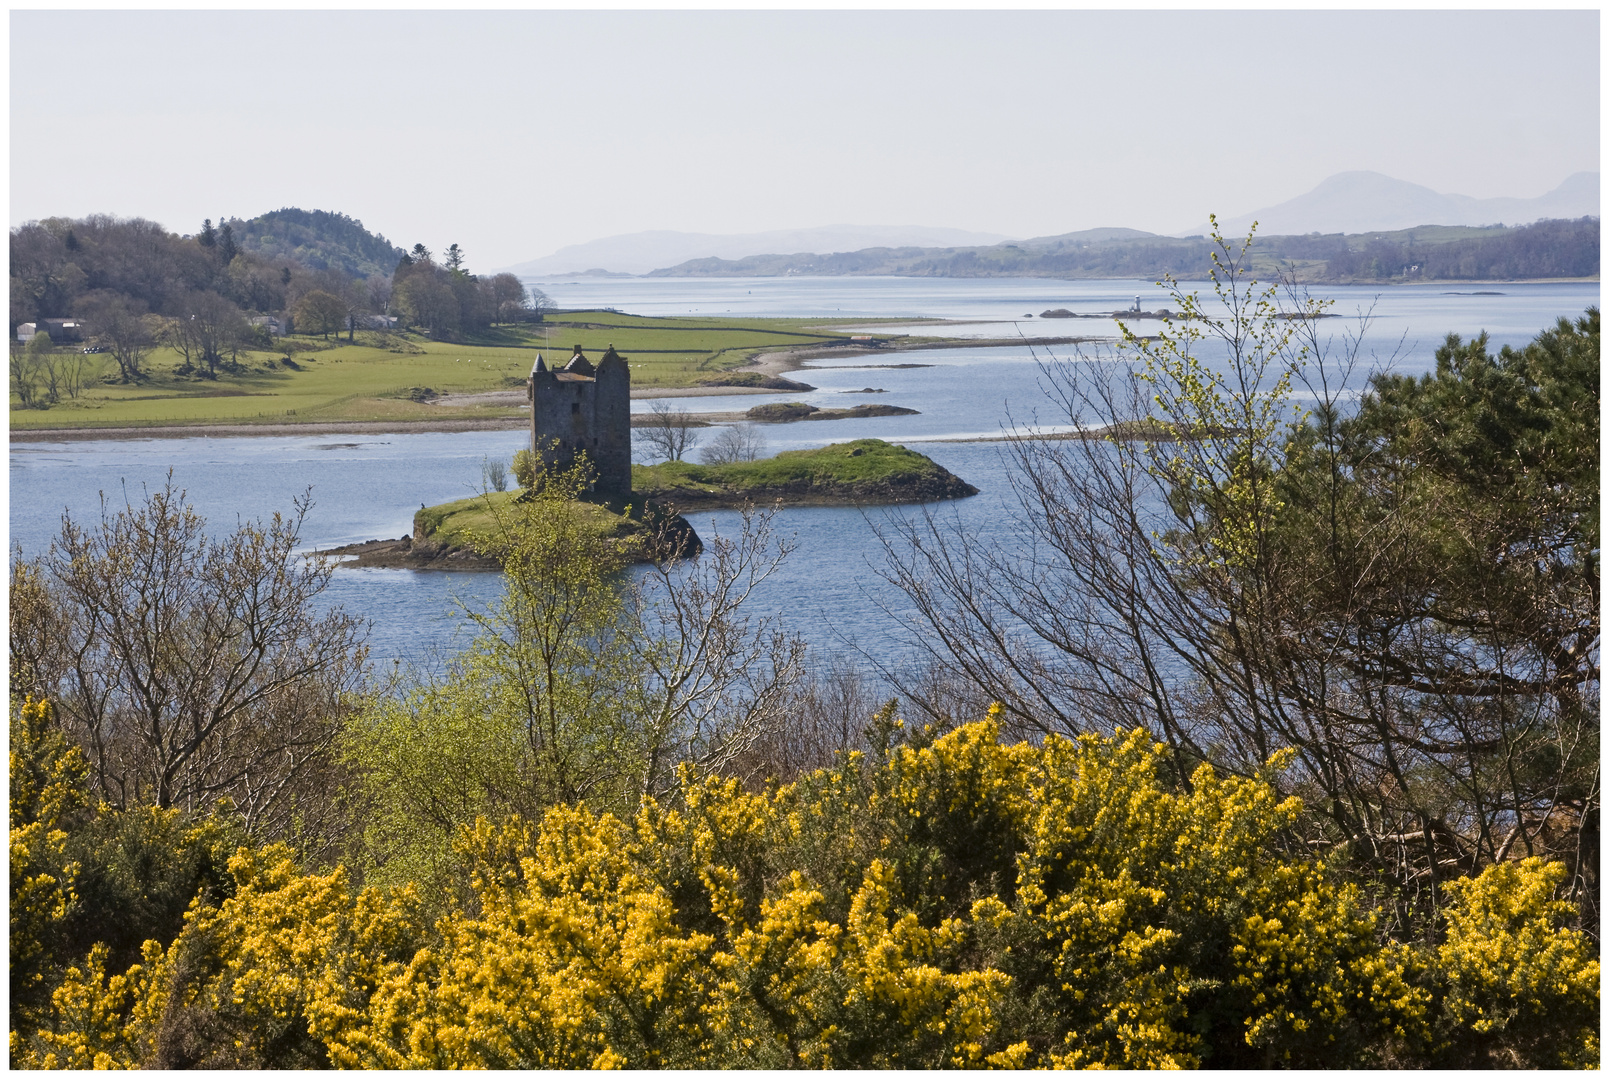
[11,278,1597,668]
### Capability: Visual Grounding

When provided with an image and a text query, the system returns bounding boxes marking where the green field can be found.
[9,313,932,432]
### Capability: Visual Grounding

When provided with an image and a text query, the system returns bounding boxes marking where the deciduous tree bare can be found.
[11,331,57,406]
[641,399,701,462]
[9,480,367,854]
[167,291,247,377]
[630,502,806,797]
[734,653,889,783]
[481,455,509,492]
[58,350,103,401]
[365,274,393,320]
[700,422,767,465]
[83,294,155,383]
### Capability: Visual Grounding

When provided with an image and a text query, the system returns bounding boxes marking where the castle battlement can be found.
[529,344,632,495]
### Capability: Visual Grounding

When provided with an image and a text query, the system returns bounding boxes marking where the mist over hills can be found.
[1198,171,1599,238]
[646,218,1598,285]
[499,225,1012,277]
[501,171,1596,279]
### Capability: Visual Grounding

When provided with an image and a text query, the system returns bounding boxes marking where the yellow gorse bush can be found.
[10,698,88,1044]
[13,712,1600,1069]
[1434,857,1600,1067]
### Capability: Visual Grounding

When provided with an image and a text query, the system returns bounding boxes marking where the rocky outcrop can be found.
[317,535,502,571]
[1040,307,1181,320]
[745,402,919,423]
[322,502,702,570]
[699,372,817,391]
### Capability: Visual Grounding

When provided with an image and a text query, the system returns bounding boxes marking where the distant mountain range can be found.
[499,225,1013,277]
[501,172,1598,279]
[646,218,1599,285]
[1198,171,1599,238]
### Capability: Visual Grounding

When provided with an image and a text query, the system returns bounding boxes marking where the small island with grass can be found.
[325,439,975,569]
[631,438,976,509]
[322,487,701,570]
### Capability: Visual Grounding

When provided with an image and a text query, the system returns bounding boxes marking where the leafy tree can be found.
[1265,309,1601,926]
[224,255,291,315]
[9,223,88,328]
[511,448,537,489]
[9,211,404,335]
[345,468,803,893]
[293,288,346,339]
[448,266,491,333]
[394,268,458,337]
[444,243,464,272]
[217,221,238,264]
[343,458,642,891]
[488,272,529,325]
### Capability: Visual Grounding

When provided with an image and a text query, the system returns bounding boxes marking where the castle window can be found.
[571,403,580,414]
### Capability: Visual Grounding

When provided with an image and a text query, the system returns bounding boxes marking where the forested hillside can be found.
[9,212,545,382]
[227,208,406,279]
[650,216,1600,283]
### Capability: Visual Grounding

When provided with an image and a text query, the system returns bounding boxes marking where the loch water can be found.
[10,277,1598,669]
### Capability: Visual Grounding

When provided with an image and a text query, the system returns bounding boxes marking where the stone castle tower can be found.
[528,343,631,495]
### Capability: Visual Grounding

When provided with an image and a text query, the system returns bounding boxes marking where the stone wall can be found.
[529,346,631,495]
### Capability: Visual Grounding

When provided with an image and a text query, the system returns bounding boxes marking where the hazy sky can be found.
[11,9,1599,270]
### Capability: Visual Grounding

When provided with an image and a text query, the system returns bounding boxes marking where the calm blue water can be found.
[11,278,1597,668]
[530,274,1595,353]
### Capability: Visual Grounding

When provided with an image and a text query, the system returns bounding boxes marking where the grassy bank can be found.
[632,439,977,506]
[10,313,938,432]
[409,440,976,557]
[413,488,644,550]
